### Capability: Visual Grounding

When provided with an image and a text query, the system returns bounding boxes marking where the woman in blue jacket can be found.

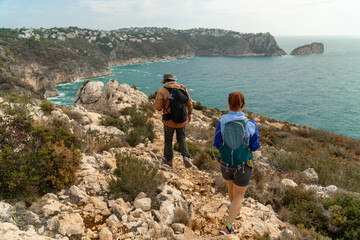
[214,92,260,235]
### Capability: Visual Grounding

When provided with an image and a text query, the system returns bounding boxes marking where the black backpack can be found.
[163,87,189,123]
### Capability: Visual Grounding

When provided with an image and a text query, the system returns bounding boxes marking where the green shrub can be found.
[193,101,205,110]
[148,91,158,100]
[100,116,129,132]
[256,232,271,240]
[126,109,155,147]
[322,193,360,239]
[174,141,201,156]
[120,106,137,116]
[281,187,360,239]
[193,152,218,171]
[268,151,310,172]
[2,93,31,119]
[139,101,155,116]
[109,154,164,201]
[0,117,81,201]
[117,106,155,147]
[211,118,219,128]
[40,99,55,115]
[283,187,326,235]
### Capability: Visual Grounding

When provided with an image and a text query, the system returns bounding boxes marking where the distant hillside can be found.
[0,27,286,98]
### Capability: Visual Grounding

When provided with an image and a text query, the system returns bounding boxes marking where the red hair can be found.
[228,92,245,111]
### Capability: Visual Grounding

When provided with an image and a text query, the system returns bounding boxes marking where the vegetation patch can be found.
[101,106,155,147]
[0,117,81,201]
[109,154,164,201]
[40,99,55,115]
[281,187,360,239]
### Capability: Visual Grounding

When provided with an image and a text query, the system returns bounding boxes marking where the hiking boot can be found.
[183,156,193,168]
[220,225,234,235]
[162,157,173,167]
[228,204,242,220]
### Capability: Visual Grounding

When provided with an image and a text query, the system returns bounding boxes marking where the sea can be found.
[48,36,360,140]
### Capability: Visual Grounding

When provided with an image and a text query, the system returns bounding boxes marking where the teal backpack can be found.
[219,119,253,167]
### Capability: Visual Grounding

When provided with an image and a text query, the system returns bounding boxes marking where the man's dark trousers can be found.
[163,125,190,160]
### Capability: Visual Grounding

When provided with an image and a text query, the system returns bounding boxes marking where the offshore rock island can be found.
[290,42,324,55]
[0,27,286,98]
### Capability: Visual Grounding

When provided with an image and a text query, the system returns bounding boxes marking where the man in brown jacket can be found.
[154,72,193,168]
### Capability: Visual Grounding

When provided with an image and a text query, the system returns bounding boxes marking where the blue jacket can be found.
[214,111,260,151]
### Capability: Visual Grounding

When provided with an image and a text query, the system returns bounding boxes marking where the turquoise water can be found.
[49,37,360,139]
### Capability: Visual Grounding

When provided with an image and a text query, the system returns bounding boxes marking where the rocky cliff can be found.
[0,28,286,98]
[290,42,324,55]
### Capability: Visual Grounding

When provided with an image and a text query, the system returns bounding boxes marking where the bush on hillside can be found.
[148,91,158,100]
[139,101,155,117]
[174,140,201,156]
[82,130,124,154]
[280,186,360,239]
[103,106,155,147]
[100,116,130,133]
[125,107,155,147]
[109,154,164,201]
[2,93,31,119]
[0,117,81,201]
[40,99,55,115]
[193,152,218,171]
[193,101,205,110]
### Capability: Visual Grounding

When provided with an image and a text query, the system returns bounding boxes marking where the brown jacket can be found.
[154,81,192,128]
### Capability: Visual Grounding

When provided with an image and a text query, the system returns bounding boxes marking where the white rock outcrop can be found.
[74,80,148,117]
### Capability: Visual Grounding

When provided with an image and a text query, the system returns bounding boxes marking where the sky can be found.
[0,0,359,36]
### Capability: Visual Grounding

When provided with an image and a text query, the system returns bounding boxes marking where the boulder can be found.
[134,198,152,211]
[281,178,298,188]
[74,80,148,117]
[41,200,66,218]
[69,185,89,202]
[0,222,53,240]
[290,42,324,55]
[171,223,186,234]
[301,168,319,183]
[0,202,13,222]
[99,227,113,240]
[47,213,85,236]
[74,81,104,105]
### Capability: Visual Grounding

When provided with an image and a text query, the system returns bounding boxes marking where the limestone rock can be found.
[74,80,148,117]
[106,214,121,228]
[41,200,66,218]
[301,168,319,183]
[69,185,89,202]
[0,222,53,240]
[171,223,185,234]
[47,213,85,236]
[134,198,151,211]
[281,178,298,188]
[290,42,324,55]
[0,202,13,222]
[99,227,113,240]
[74,81,104,105]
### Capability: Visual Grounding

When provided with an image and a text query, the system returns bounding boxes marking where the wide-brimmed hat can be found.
[161,72,178,83]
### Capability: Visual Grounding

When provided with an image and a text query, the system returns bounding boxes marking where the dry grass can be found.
[172,207,189,225]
